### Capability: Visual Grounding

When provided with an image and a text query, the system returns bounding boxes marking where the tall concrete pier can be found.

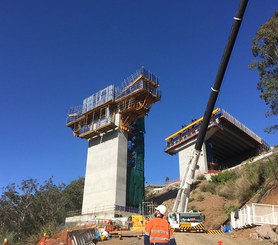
[66,68,161,220]
[82,129,128,216]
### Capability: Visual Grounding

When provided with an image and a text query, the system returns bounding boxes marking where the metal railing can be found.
[165,113,221,149]
[165,108,269,151]
[221,109,263,143]
[66,105,83,124]
[66,67,160,124]
[78,115,114,135]
[115,67,160,100]
[67,204,139,218]
[231,203,278,229]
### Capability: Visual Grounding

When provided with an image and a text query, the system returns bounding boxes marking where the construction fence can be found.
[231,203,278,229]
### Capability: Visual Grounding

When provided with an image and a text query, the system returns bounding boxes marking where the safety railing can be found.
[115,67,160,100]
[66,105,83,124]
[67,204,140,218]
[231,203,278,229]
[118,67,159,90]
[221,110,263,144]
[78,115,114,135]
[165,112,221,149]
[66,67,160,124]
[115,79,144,100]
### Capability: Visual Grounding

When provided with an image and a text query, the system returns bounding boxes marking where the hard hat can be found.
[155,205,167,215]
[4,238,8,242]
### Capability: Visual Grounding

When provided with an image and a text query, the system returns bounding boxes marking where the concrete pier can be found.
[82,129,128,217]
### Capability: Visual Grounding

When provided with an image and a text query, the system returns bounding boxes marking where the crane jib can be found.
[195,0,248,152]
[171,0,249,216]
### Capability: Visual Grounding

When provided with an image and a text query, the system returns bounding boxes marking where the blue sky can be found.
[0,0,277,191]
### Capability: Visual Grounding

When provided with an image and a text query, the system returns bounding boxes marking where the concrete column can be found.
[178,142,208,180]
[81,129,128,215]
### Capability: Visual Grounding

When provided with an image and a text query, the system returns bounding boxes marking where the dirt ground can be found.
[100,229,272,245]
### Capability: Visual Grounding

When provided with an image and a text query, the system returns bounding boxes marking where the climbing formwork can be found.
[66,68,161,221]
[66,67,161,137]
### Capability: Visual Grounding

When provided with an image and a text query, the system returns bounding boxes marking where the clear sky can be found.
[0,1,277,191]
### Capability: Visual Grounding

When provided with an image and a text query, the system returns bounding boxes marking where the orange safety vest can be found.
[145,217,174,244]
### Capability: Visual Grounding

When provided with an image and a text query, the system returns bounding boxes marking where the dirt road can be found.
[101,231,272,245]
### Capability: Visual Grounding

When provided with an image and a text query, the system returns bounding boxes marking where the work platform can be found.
[66,67,161,137]
[165,108,270,177]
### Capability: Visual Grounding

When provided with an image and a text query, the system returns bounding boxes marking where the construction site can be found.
[56,65,278,245]
[41,0,277,244]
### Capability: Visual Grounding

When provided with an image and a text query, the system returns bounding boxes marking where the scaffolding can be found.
[126,118,145,208]
[66,67,161,138]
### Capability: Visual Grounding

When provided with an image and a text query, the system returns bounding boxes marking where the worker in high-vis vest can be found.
[144,205,177,245]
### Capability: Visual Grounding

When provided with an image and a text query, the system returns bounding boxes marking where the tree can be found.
[0,178,66,244]
[0,179,39,243]
[249,10,278,133]
[35,178,65,227]
[62,177,84,213]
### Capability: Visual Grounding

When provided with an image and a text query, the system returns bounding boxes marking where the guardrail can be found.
[231,203,278,229]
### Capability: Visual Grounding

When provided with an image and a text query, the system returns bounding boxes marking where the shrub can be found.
[188,205,196,210]
[217,184,236,200]
[199,182,216,194]
[234,177,254,203]
[211,170,237,184]
[243,161,265,191]
[188,197,195,202]
[196,195,205,202]
[224,205,238,219]
[197,175,206,180]
[265,155,278,181]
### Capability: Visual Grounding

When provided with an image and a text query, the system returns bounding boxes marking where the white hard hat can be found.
[155,205,167,215]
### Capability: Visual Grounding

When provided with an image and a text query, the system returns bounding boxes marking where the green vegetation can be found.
[0,177,84,244]
[209,152,278,204]
[196,174,206,180]
[224,205,238,216]
[210,170,237,184]
[196,195,205,202]
[199,181,216,194]
[188,197,195,202]
[249,10,278,133]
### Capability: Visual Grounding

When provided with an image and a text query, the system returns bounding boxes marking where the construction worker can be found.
[144,205,177,245]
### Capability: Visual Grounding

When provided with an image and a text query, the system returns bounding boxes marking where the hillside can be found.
[146,148,278,230]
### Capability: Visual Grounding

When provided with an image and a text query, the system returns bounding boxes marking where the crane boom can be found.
[172,0,249,213]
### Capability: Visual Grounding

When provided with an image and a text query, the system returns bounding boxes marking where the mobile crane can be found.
[168,0,249,232]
